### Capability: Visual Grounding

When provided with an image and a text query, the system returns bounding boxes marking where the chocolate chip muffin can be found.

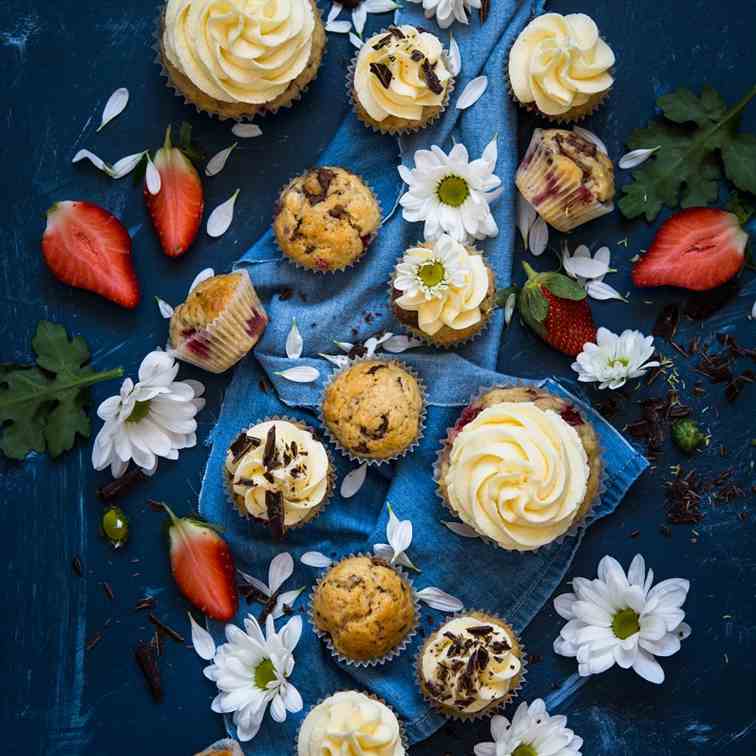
[321,360,424,462]
[273,166,381,272]
[168,270,268,374]
[311,556,416,663]
[516,128,615,232]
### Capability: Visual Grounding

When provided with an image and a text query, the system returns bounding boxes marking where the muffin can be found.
[436,386,602,552]
[311,556,416,663]
[273,167,381,273]
[390,235,496,348]
[321,360,424,463]
[224,419,332,536]
[516,128,615,232]
[352,25,454,134]
[160,0,326,120]
[417,612,524,719]
[194,739,243,756]
[297,691,406,755]
[168,270,268,374]
[508,12,615,122]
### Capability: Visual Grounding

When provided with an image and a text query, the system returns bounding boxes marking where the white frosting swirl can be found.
[421,616,521,714]
[394,236,489,336]
[444,402,590,551]
[354,26,452,123]
[297,691,405,756]
[163,0,316,105]
[508,13,615,116]
[225,420,328,526]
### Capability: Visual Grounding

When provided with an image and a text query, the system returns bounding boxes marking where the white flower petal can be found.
[155,297,174,319]
[269,693,287,722]
[528,216,549,255]
[382,334,423,353]
[516,191,537,247]
[326,2,343,24]
[271,587,305,620]
[279,614,303,652]
[205,143,237,177]
[285,318,303,359]
[504,292,516,325]
[442,520,479,538]
[274,366,320,383]
[110,151,146,179]
[619,146,660,170]
[456,76,488,110]
[207,189,240,237]
[268,552,294,595]
[231,123,262,138]
[632,648,665,683]
[325,19,352,33]
[352,4,367,34]
[188,267,215,293]
[448,32,462,77]
[72,149,110,174]
[145,155,161,195]
[188,613,216,660]
[97,87,129,131]
[340,463,367,498]
[238,570,271,597]
[586,280,627,302]
[300,551,333,568]
[362,0,398,11]
[416,587,463,613]
[318,353,350,368]
[349,32,364,49]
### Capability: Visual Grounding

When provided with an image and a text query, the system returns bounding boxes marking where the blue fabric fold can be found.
[197,0,648,750]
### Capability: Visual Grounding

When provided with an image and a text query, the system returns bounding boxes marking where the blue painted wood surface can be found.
[1,0,755,753]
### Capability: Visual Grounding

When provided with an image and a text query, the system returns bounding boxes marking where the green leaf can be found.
[521,287,548,323]
[541,273,586,301]
[0,321,123,460]
[494,285,519,308]
[619,84,756,221]
[725,189,756,226]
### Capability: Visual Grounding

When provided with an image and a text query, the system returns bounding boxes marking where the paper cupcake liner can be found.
[346,30,455,137]
[515,128,615,233]
[386,249,497,350]
[307,553,420,667]
[271,168,382,275]
[223,416,336,536]
[293,690,408,755]
[170,268,268,374]
[415,610,527,721]
[318,358,427,466]
[195,738,243,756]
[154,0,326,122]
[432,383,606,554]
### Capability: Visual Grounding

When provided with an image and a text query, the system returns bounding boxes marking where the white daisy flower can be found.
[91,350,205,478]
[204,613,303,742]
[407,0,482,29]
[571,327,659,390]
[394,234,467,299]
[554,554,692,684]
[474,699,583,756]
[399,138,501,243]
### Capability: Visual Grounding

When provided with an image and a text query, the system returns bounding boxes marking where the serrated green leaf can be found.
[658,86,728,127]
[541,273,586,301]
[726,189,756,226]
[722,133,756,195]
[522,287,548,323]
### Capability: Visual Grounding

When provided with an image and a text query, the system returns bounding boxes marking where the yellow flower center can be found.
[254,658,277,690]
[418,260,445,288]
[436,175,470,207]
[513,744,538,756]
[612,608,640,640]
[126,400,151,423]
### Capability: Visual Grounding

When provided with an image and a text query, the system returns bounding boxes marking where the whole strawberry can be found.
[517,262,598,357]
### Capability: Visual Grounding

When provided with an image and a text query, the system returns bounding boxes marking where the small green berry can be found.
[671,419,706,454]
[102,506,129,548]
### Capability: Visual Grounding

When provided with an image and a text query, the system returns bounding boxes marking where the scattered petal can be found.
[271,587,305,620]
[442,520,479,538]
[349,32,364,50]
[300,551,333,568]
[504,293,516,325]
[285,318,303,359]
[155,297,174,319]
[205,143,237,177]
[189,268,215,293]
[268,552,294,595]
[382,334,423,353]
[97,87,129,132]
[516,191,537,247]
[145,155,162,195]
[334,341,354,353]
[318,353,350,368]
[447,32,461,77]
[340,463,367,498]
[352,4,367,35]
[72,149,110,173]
[364,331,392,357]
[619,146,661,170]
[586,281,628,302]
[231,123,262,138]
[238,569,271,597]
[456,76,488,110]
[110,151,146,179]
[528,216,549,255]
[362,0,398,10]
[417,587,464,613]
[373,543,394,561]
[207,189,240,238]
[274,366,320,383]
[393,550,421,573]
[573,126,608,155]
[326,2,343,23]
[325,20,351,33]
[751,300,756,320]
[564,254,610,280]
[188,612,216,660]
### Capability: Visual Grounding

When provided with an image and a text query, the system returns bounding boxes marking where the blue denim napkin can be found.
[197,0,648,749]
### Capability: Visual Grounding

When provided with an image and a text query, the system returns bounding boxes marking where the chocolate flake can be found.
[262,426,279,470]
[370,62,393,89]
[134,641,163,702]
[372,33,394,50]
[102,581,114,600]
[72,555,83,577]
[479,0,490,23]
[466,625,493,637]
[135,596,156,612]
[97,467,146,501]
[86,633,103,652]
[652,303,680,341]
[420,60,443,95]
[410,49,425,62]
[266,490,285,539]
[230,432,259,461]
[148,613,185,644]
[388,25,405,38]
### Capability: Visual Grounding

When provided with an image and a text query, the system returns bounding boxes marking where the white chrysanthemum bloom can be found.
[554,554,692,685]
[571,327,659,390]
[399,139,501,243]
[91,350,205,478]
[474,699,583,756]
[408,0,482,29]
[204,614,303,742]
[394,235,467,299]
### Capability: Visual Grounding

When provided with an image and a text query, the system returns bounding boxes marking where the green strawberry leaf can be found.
[520,287,548,324]
[726,189,756,226]
[541,273,586,301]
[722,133,756,195]
[0,321,123,460]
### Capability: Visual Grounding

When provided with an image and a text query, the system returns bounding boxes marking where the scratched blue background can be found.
[1,0,755,754]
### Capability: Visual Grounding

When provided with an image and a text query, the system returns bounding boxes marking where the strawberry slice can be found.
[41,201,139,309]
[145,126,204,258]
[157,502,238,622]
[632,208,748,291]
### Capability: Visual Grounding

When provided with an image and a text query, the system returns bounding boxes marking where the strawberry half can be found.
[632,208,748,291]
[518,262,598,357]
[145,126,204,258]
[41,200,139,309]
[157,502,238,622]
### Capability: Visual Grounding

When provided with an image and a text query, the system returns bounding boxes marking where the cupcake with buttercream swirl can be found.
[507,12,615,122]
[297,691,406,756]
[390,235,496,348]
[160,0,326,119]
[435,386,602,552]
[225,418,332,535]
[351,25,454,134]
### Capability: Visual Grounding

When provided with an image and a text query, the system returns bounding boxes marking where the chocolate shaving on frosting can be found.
[230,432,259,461]
[420,59,443,95]
[265,490,285,539]
[370,62,393,90]
[262,425,279,470]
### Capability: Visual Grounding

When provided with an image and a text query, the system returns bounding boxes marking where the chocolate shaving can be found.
[230,433,259,461]
[652,303,680,341]
[238,581,269,605]
[370,62,393,89]
[262,425,279,470]
[410,49,425,62]
[665,469,704,524]
[420,59,443,95]
[135,596,156,612]
[135,641,163,702]
[266,490,285,539]
[388,25,405,38]
[725,370,754,402]
[72,555,83,577]
[101,581,114,600]
[258,590,280,624]
[86,633,102,652]
[97,467,146,501]
[479,0,490,23]
[148,613,185,644]
[372,33,394,50]
[466,625,493,637]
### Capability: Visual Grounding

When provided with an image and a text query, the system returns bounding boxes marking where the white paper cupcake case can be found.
[307,552,421,668]
[432,382,607,554]
[318,358,427,467]
[414,609,527,722]
[271,169,383,275]
[346,29,456,137]
[169,268,268,374]
[223,416,336,534]
[293,690,409,755]
[153,2,326,122]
